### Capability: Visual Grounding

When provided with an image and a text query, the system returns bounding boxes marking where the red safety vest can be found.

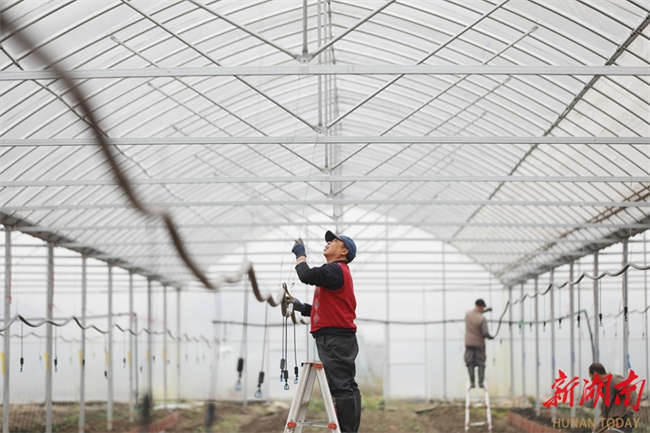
[310,262,357,333]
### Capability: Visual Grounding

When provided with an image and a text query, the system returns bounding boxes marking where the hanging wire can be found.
[54,326,58,372]
[20,321,24,372]
[236,277,249,392]
[293,321,299,384]
[256,303,269,399]
[599,279,603,327]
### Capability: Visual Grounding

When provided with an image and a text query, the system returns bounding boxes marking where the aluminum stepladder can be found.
[464,375,492,431]
[284,361,341,433]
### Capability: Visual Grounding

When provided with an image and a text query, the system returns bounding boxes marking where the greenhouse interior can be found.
[0,1,649,432]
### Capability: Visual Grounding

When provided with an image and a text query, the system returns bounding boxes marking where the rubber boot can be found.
[353,389,362,432]
[335,395,357,433]
[478,365,486,388]
[467,366,476,388]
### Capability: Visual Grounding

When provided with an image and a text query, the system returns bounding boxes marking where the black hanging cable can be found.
[256,303,269,399]
[293,320,299,384]
[54,326,58,372]
[282,315,289,390]
[236,278,249,392]
[599,280,603,327]
[543,292,547,331]
[20,321,24,372]
[104,334,108,378]
[558,284,562,330]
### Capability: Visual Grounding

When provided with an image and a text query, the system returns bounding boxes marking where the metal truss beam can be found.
[55,237,618,248]
[1,136,646,147]
[15,221,650,232]
[1,66,646,81]
[8,175,648,187]
[3,199,647,212]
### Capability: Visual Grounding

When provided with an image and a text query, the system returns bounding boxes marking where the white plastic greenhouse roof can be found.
[0,0,649,288]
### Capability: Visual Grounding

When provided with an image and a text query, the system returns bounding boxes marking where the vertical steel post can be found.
[384,220,390,401]
[163,284,168,409]
[3,228,11,433]
[622,238,629,377]
[643,231,650,397]
[442,243,447,400]
[423,284,429,401]
[569,262,576,418]
[577,260,582,385]
[509,286,514,399]
[107,265,113,431]
[134,281,140,408]
[176,287,181,402]
[534,278,540,416]
[128,273,134,421]
[593,251,599,362]
[45,242,54,433]
[550,269,556,422]
[593,251,600,425]
[147,278,153,399]
[79,256,87,433]
[520,283,525,408]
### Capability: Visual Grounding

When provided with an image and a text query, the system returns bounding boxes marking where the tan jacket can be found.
[600,373,636,420]
[465,309,491,347]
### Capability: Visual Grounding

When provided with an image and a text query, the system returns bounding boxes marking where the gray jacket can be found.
[465,309,491,347]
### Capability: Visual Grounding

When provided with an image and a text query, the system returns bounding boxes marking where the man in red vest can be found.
[290,230,360,433]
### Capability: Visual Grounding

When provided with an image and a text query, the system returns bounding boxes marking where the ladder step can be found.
[297,420,331,427]
[469,422,486,426]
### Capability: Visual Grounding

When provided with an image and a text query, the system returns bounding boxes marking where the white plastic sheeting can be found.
[0,0,648,289]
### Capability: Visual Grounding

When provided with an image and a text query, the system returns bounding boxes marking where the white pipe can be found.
[45,242,53,433]
[107,265,113,430]
[79,256,87,433]
[3,228,11,433]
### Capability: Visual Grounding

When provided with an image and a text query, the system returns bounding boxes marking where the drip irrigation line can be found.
[0,314,215,348]
[506,261,650,306]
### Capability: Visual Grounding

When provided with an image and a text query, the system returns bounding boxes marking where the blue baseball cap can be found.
[325,230,357,262]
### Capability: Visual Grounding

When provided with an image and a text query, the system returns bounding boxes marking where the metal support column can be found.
[509,286,514,399]
[128,272,135,421]
[550,269,556,422]
[423,284,429,401]
[645,232,649,399]
[3,228,11,433]
[176,287,181,402]
[534,278,540,417]
[79,256,87,433]
[622,238,629,377]
[384,220,390,402]
[442,243,447,400]
[163,284,168,409]
[593,252,599,362]
[147,278,153,400]
[45,242,54,433]
[593,251,600,425]
[520,283,526,407]
[107,265,113,430]
[569,262,576,418]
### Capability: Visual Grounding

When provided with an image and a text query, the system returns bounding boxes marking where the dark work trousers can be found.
[464,345,486,367]
[315,333,361,433]
[315,333,359,398]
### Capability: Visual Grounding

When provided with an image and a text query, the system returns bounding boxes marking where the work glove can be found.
[289,297,305,313]
[292,238,306,258]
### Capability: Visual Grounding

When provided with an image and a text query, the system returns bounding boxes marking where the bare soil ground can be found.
[2,397,528,432]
